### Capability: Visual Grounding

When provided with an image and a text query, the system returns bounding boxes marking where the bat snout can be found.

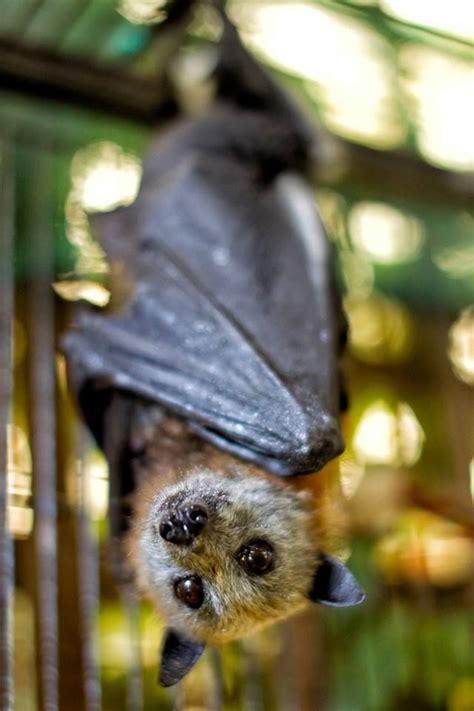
[159,505,208,545]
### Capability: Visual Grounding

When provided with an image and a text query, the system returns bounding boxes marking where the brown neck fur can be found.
[130,415,342,555]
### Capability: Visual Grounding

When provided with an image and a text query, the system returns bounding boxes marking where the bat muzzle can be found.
[159,505,208,545]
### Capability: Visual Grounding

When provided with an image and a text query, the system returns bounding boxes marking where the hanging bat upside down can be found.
[64,11,364,687]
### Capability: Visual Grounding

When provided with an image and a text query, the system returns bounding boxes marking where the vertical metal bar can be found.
[240,640,265,711]
[102,394,143,711]
[276,612,324,711]
[27,143,58,711]
[209,649,224,711]
[76,431,102,711]
[0,137,15,711]
[120,584,143,711]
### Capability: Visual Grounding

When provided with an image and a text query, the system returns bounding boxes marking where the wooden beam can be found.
[0,37,171,121]
[319,138,474,210]
[0,24,471,210]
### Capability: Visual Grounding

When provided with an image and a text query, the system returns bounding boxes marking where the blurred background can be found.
[0,1,473,709]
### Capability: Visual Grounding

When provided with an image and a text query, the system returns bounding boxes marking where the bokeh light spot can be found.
[117,0,167,25]
[231,0,406,148]
[353,400,425,467]
[339,456,366,499]
[375,509,474,588]
[448,306,474,385]
[71,141,141,213]
[400,45,474,171]
[53,280,111,307]
[7,425,33,538]
[349,201,424,264]
[345,293,415,365]
[80,449,109,521]
[66,142,141,277]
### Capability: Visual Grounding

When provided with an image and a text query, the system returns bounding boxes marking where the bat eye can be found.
[236,540,274,576]
[174,575,204,609]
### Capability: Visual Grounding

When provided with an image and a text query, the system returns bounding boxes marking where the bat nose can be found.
[159,505,208,545]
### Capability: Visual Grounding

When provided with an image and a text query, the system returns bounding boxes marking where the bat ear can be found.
[158,629,206,687]
[309,553,365,608]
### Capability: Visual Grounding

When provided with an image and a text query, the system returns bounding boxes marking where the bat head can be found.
[128,459,364,686]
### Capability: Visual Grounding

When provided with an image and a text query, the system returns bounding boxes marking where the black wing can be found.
[64,144,345,476]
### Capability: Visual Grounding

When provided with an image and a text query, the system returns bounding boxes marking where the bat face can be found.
[124,429,364,686]
[130,467,319,645]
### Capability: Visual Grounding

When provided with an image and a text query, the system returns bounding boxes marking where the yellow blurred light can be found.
[13,319,26,368]
[65,192,108,276]
[449,677,474,711]
[67,142,141,276]
[99,606,134,668]
[7,425,32,486]
[374,509,474,588]
[346,468,405,533]
[400,45,474,171]
[232,1,405,148]
[53,280,110,307]
[72,142,141,213]
[345,293,414,365]
[349,202,424,264]
[397,403,425,466]
[381,0,474,43]
[7,425,33,538]
[448,306,474,385]
[169,48,218,113]
[316,189,347,244]
[55,354,69,400]
[82,450,109,521]
[353,400,424,466]
[189,3,224,42]
[8,507,34,538]
[118,0,167,24]
[433,242,474,279]
[339,456,366,498]
[470,459,474,505]
[340,251,375,300]
[424,536,474,587]
[139,608,164,667]
[353,401,398,465]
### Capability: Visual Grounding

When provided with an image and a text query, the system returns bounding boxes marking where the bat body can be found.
[64,20,347,478]
[63,15,363,686]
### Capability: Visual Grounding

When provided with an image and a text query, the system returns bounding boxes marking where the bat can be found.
[63,13,363,687]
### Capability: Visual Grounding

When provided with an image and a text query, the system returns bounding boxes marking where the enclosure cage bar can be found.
[102,406,146,711]
[28,143,59,711]
[0,125,175,711]
[0,38,169,123]
[121,584,144,711]
[75,433,102,711]
[0,137,15,711]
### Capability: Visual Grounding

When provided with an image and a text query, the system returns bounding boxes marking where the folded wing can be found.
[64,148,344,475]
